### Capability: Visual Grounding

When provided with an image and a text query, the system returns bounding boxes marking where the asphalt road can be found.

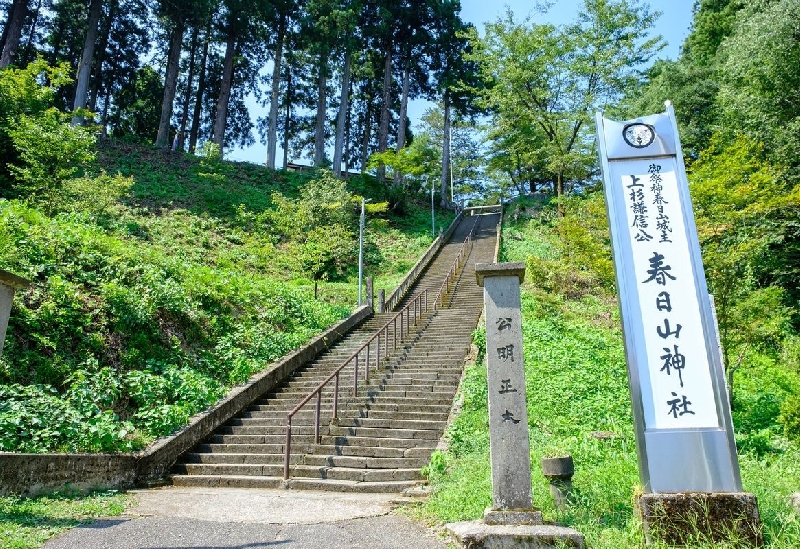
[42,487,452,549]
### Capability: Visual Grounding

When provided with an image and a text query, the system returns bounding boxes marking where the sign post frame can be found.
[596,102,762,546]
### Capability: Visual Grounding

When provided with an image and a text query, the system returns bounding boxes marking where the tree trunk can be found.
[0,0,28,68]
[100,83,111,137]
[361,100,372,173]
[377,49,392,182]
[89,0,115,113]
[282,64,292,169]
[72,0,103,125]
[393,61,411,185]
[266,15,286,169]
[313,55,327,166]
[556,170,564,217]
[440,93,451,207]
[343,76,352,175]
[176,29,199,151]
[397,62,410,150]
[332,49,351,178]
[0,3,10,54]
[156,17,185,148]
[19,0,41,65]
[212,21,237,151]
[188,26,210,155]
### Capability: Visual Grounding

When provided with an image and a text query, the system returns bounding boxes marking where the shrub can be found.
[0,60,96,213]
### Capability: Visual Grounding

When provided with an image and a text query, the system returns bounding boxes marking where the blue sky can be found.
[227,1,695,164]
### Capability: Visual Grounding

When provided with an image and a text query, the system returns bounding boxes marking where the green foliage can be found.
[0,134,452,452]
[0,61,97,215]
[689,134,800,389]
[0,60,78,196]
[264,174,359,284]
[108,66,164,143]
[505,192,615,300]
[7,110,97,215]
[0,490,129,549]
[717,0,800,168]
[469,1,663,196]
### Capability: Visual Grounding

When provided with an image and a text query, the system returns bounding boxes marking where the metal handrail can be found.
[283,290,428,480]
[432,218,478,310]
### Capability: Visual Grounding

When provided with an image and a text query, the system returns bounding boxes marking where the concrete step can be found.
[328,426,442,440]
[178,463,424,483]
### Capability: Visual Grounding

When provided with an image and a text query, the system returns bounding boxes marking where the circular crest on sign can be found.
[622,123,656,149]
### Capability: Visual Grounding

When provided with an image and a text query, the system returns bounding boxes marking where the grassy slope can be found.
[0,139,454,453]
[420,200,800,548]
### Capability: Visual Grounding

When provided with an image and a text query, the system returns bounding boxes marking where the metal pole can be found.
[449,123,454,205]
[358,197,365,306]
[315,392,322,443]
[284,418,292,480]
[354,354,359,397]
[431,178,435,238]
[333,373,339,418]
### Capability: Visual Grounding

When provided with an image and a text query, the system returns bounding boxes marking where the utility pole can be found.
[358,198,365,306]
[431,177,436,237]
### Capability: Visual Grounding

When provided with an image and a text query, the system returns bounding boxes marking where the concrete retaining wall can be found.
[0,306,372,497]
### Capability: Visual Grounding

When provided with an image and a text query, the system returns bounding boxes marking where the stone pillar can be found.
[476,262,533,512]
[446,262,584,549]
[0,269,31,359]
[366,277,374,311]
[377,290,385,314]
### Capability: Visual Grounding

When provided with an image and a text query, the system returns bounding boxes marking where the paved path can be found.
[43,487,451,549]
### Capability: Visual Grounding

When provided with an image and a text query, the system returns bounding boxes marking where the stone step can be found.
[328,426,442,440]
[364,410,450,421]
[362,403,452,414]
[334,417,447,430]
[286,477,421,493]
[209,433,438,450]
[178,463,423,483]
[182,452,428,470]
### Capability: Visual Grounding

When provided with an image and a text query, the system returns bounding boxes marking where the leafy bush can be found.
[0,60,97,213]
[7,109,96,214]
[504,192,615,300]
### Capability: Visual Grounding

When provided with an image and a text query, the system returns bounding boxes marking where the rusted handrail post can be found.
[333,373,340,418]
[354,354,359,397]
[284,418,292,480]
[315,391,322,443]
[365,344,370,381]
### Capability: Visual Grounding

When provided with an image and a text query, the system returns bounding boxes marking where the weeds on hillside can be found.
[0,127,454,452]
[420,194,800,547]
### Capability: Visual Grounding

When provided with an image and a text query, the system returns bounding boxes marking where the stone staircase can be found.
[170,212,500,492]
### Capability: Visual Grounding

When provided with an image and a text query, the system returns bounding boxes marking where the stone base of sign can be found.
[446,520,584,549]
[637,492,763,547]
[483,508,542,526]
[790,492,800,513]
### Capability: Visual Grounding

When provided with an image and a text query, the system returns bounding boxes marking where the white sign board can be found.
[596,103,741,493]
[611,158,718,429]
